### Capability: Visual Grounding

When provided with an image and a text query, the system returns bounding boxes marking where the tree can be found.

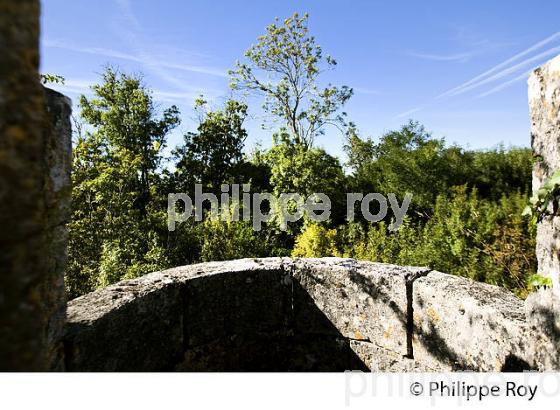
[466,146,532,200]
[265,131,347,230]
[80,67,179,216]
[345,121,460,214]
[292,224,339,257]
[173,98,249,193]
[230,12,353,149]
[343,124,377,193]
[67,67,180,298]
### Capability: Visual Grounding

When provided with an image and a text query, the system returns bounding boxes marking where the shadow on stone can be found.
[501,354,534,372]
[348,269,465,370]
[179,274,369,371]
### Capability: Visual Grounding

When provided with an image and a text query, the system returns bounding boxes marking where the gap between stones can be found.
[405,269,432,359]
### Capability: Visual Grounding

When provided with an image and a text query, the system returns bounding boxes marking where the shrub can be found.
[292,224,340,257]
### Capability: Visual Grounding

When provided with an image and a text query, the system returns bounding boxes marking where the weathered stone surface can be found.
[529,54,560,295]
[363,343,450,372]
[292,258,429,357]
[524,289,560,370]
[65,271,183,371]
[180,259,292,348]
[62,258,560,372]
[3,1,559,373]
[0,0,71,371]
[43,88,72,371]
[413,271,529,371]
[178,332,289,371]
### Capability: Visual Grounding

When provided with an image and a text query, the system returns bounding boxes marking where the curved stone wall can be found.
[64,258,559,372]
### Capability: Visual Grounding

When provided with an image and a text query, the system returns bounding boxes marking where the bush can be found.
[339,187,536,297]
[292,224,340,257]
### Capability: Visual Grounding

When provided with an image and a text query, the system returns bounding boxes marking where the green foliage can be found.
[527,274,553,292]
[230,12,352,148]
[337,188,536,298]
[345,121,456,212]
[267,132,345,196]
[40,73,65,85]
[66,14,539,302]
[292,224,339,257]
[264,132,347,231]
[200,218,267,262]
[344,121,533,216]
[466,146,532,200]
[173,98,249,193]
[66,67,180,298]
[97,235,169,287]
[523,169,560,220]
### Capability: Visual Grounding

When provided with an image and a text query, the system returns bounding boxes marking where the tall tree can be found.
[67,68,180,298]
[79,67,179,215]
[230,12,353,149]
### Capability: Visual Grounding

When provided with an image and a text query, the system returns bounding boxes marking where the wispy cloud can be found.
[153,61,226,78]
[112,0,195,90]
[444,45,560,97]
[50,79,94,96]
[395,31,560,118]
[437,31,560,99]
[152,89,205,103]
[49,78,211,106]
[475,70,533,98]
[353,87,381,96]
[406,51,474,63]
[394,106,424,119]
[44,39,227,78]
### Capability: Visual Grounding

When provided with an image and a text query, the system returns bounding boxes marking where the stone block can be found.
[413,271,529,371]
[524,289,560,370]
[292,258,428,357]
[181,260,292,348]
[65,271,183,371]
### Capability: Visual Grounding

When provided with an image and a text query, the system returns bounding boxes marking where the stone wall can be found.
[529,54,560,295]
[0,0,72,371]
[64,258,560,372]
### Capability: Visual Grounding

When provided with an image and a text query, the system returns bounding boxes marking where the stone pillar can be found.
[0,0,72,370]
[529,54,560,297]
[43,88,72,370]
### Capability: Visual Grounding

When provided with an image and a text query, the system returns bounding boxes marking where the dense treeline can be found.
[66,13,537,299]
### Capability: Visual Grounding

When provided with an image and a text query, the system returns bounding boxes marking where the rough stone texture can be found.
[292,258,428,359]
[182,264,291,347]
[2,4,558,374]
[0,0,71,371]
[65,271,183,371]
[64,258,560,372]
[43,88,72,371]
[179,259,292,370]
[413,271,529,371]
[524,289,560,370]
[529,54,560,296]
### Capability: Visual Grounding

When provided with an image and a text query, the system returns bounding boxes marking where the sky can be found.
[41,0,560,159]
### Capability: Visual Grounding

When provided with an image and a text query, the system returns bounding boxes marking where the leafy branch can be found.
[522,169,560,220]
[527,273,553,292]
[40,73,65,85]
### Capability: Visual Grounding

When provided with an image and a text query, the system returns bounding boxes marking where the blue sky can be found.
[41,0,560,158]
